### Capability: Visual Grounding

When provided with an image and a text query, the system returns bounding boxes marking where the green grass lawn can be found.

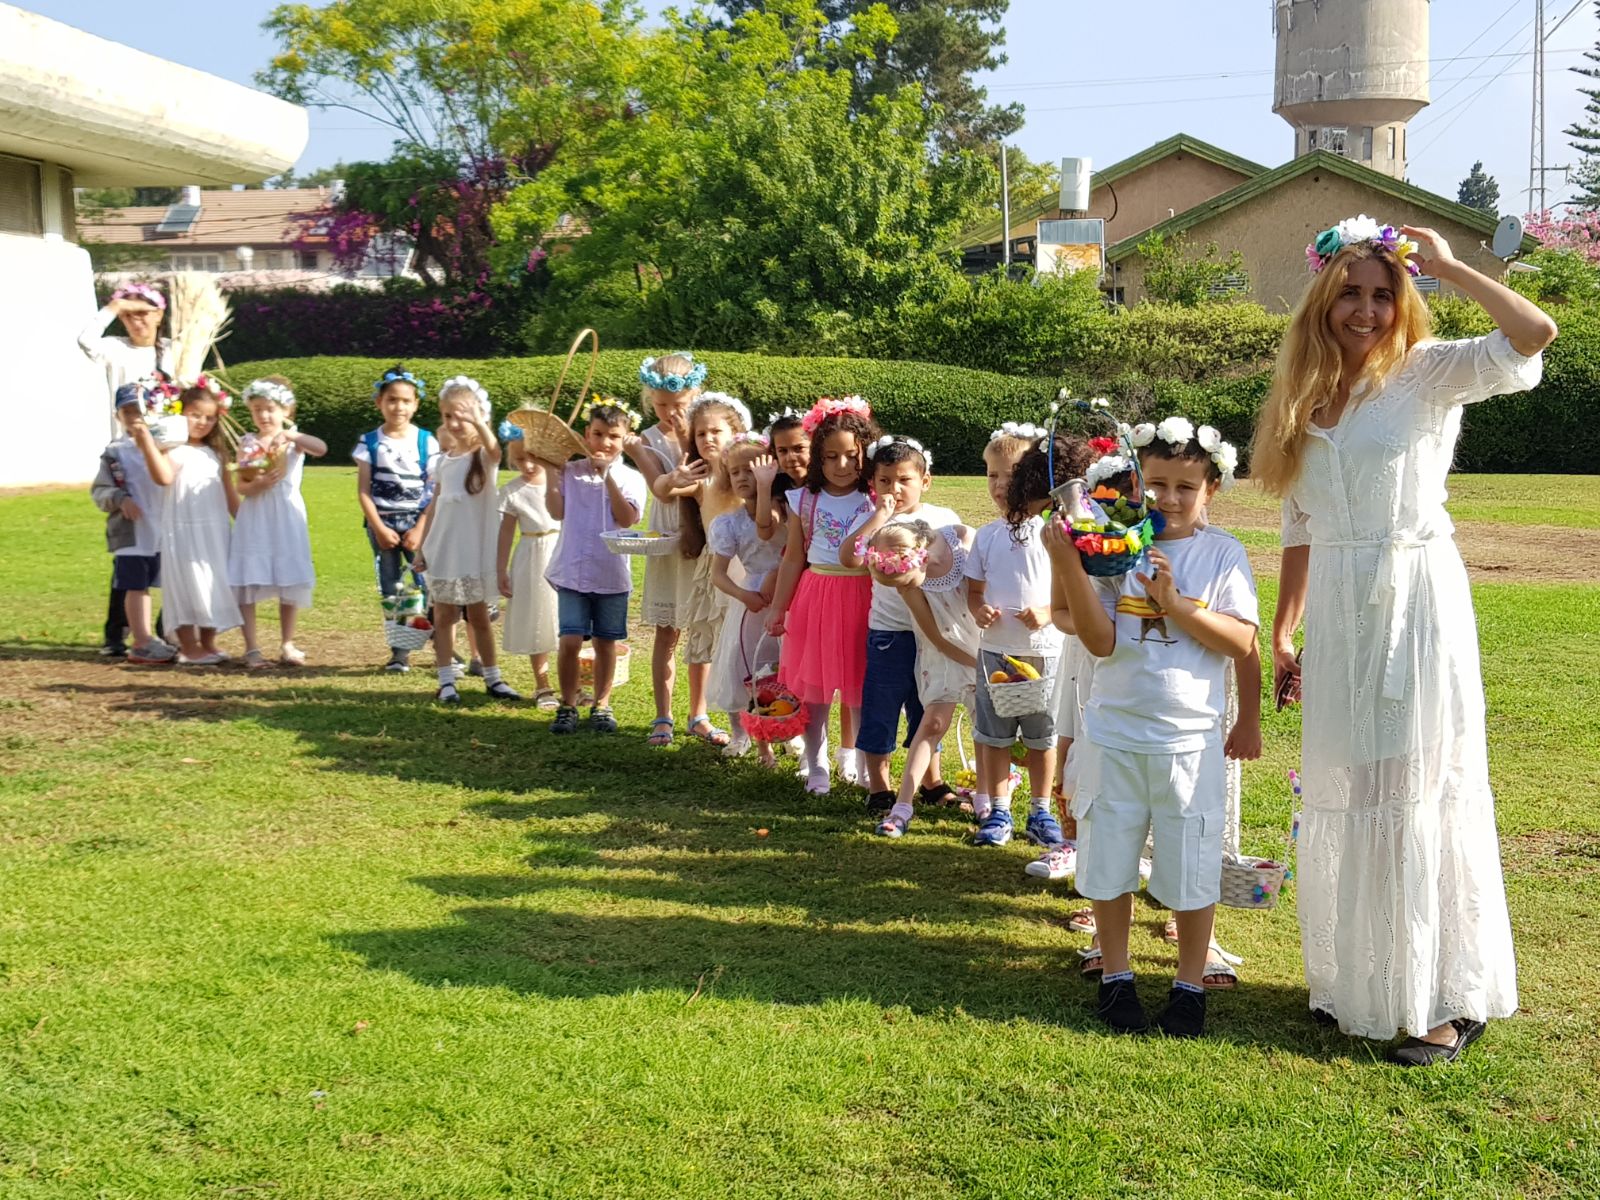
[2,470,1599,1198]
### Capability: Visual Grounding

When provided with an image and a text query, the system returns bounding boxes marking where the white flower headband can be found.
[1306,214,1421,277]
[865,435,932,470]
[1126,417,1238,487]
[439,375,492,423]
[243,379,295,409]
[1085,454,1134,489]
[763,406,803,435]
[729,431,770,450]
[690,390,753,433]
[989,421,1046,445]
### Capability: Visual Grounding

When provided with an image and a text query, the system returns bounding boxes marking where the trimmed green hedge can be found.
[223,352,1064,475]
[227,323,1598,477]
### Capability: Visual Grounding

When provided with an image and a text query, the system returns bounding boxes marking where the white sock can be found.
[993,794,1012,813]
[483,665,502,685]
[1030,795,1051,814]
[804,707,830,775]
[973,793,992,820]
[888,800,914,823]
[437,666,455,686]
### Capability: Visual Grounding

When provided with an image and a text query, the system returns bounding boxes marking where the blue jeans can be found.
[365,512,426,600]
[857,629,924,756]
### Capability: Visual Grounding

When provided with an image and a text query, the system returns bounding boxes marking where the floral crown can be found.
[1084,454,1134,489]
[439,375,492,422]
[639,354,708,394]
[497,419,524,443]
[864,542,930,576]
[579,395,643,428]
[243,379,295,409]
[112,282,166,311]
[1306,215,1420,277]
[689,390,753,433]
[374,368,426,398]
[989,420,1046,446]
[865,435,932,470]
[800,395,871,435]
[728,431,770,451]
[1125,416,1239,487]
[190,373,230,409]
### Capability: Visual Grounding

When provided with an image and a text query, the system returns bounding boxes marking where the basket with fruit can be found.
[380,586,432,650]
[984,654,1053,718]
[740,674,809,742]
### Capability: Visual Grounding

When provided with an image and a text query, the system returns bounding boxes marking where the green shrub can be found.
[221,352,1065,475]
[1089,303,1288,382]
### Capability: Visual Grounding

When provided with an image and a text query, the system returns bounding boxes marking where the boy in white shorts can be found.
[1045,418,1257,1038]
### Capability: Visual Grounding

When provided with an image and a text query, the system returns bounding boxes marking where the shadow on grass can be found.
[43,678,1346,1057]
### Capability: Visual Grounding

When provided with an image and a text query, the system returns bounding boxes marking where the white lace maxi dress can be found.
[161,444,242,632]
[1284,329,1542,1040]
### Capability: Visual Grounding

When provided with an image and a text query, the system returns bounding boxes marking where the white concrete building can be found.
[0,3,307,487]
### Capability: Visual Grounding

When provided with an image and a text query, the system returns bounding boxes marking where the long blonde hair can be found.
[1251,243,1432,494]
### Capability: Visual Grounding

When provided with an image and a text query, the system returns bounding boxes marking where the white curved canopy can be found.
[0,4,308,185]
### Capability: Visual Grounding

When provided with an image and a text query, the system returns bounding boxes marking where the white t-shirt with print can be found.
[867,502,962,632]
[1083,525,1259,754]
[964,516,1063,655]
[787,487,875,568]
[351,428,442,515]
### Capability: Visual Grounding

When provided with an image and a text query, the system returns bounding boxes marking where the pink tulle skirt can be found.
[779,569,870,708]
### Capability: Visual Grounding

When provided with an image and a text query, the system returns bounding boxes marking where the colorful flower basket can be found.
[739,674,809,742]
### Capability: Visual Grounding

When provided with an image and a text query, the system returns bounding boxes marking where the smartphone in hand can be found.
[1275,649,1303,711]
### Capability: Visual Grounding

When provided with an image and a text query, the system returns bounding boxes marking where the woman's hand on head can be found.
[1400,226,1457,277]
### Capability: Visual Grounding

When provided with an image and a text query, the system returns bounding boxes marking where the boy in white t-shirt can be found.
[841,436,962,810]
[1048,419,1257,1040]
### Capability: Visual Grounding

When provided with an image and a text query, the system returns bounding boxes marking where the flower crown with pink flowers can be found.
[800,395,871,435]
[863,542,929,576]
[112,282,166,310]
[1306,215,1420,277]
[729,431,770,450]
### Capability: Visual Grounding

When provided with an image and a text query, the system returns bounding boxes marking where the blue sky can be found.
[24,0,1600,211]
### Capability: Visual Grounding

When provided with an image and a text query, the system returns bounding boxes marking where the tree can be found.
[1564,3,1600,210]
[1523,209,1600,263]
[1457,161,1500,213]
[1137,232,1249,307]
[497,0,994,349]
[713,1,1021,149]
[257,161,354,189]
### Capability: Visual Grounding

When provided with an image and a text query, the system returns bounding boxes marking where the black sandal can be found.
[589,706,618,734]
[918,783,959,808]
[486,680,521,700]
[435,683,460,705]
[551,705,580,735]
[1388,1018,1486,1067]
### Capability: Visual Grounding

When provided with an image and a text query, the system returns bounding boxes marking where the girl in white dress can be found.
[230,377,328,668]
[626,354,706,745]
[496,436,560,707]
[128,384,240,665]
[862,519,980,838]
[414,377,518,704]
[1258,219,1557,1065]
[706,435,788,765]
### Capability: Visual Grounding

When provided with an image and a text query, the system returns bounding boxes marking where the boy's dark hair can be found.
[802,411,880,494]
[586,404,633,431]
[1005,432,1093,541]
[768,413,805,438]
[869,439,930,476]
[1138,436,1222,483]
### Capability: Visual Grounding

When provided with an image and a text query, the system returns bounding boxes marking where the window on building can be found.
[0,154,43,235]
[57,168,75,241]
[298,250,318,270]
[1362,128,1374,160]
[1388,127,1397,161]
[1207,274,1249,298]
[1327,127,1348,156]
[263,251,283,270]
[1306,128,1318,151]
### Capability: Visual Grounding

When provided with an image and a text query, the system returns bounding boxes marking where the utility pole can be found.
[1000,145,1011,270]
[1529,0,1547,211]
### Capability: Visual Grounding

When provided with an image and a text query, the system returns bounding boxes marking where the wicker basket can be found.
[601,529,681,557]
[507,328,598,464]
[985,673,1053,718]
[578,641,630,689]
[1072,511,1163,577]
[739,673,809,742]
[1219,854,1290,910]
[383,620,433,651]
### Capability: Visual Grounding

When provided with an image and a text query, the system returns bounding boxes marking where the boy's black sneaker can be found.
[1155,987,1207,1039]
[1096,977,1150,1034]
[99,643,128,658]
[551,705,580,735]
[865,790,896,814]
[384,650,411,674]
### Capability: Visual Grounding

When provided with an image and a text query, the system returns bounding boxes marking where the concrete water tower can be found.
[1273,0,1430,179]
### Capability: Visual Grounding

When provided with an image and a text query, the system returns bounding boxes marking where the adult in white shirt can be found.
[1258,220,1557,1066]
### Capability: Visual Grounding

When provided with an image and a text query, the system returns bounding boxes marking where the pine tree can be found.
[714,1,1022,149]
[1564,3,1600,210]
[1456,161,1500,213]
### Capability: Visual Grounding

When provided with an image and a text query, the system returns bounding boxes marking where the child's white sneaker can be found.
[724,726,752,758]
[835,747,862,785]
[1025,843,1078,880]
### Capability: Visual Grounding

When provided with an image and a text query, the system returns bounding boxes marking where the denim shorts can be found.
[972,649,1058,750]
[857,628,923,756]
[557,588,628,642]
[112,553,160,592]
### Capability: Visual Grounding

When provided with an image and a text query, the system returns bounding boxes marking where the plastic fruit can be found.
[1002,655,1041,680]
[410,617,432,631]
[989,670,1010,684]
[768,699,795,716]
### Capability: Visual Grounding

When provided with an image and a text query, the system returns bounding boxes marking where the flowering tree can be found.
[1523,210,1600,263]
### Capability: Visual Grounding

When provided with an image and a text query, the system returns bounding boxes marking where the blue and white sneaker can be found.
[1024,809,1066,849]
[973,808,1014,847]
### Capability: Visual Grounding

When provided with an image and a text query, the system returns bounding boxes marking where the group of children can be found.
[94,334,1263,1039]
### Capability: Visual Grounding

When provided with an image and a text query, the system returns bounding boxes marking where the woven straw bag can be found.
[507,328,597,463]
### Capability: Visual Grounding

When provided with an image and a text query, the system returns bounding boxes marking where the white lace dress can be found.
[420,452,500,606]
[229,448,314,609]
[161,444,241,632]
[915,525,980,707]
[705,507,785,714]
[1283,329,1542,1040]
[635,424,694,628]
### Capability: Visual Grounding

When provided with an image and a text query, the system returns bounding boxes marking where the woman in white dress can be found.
[127,385,241,664]
[496,437,561,707]
[229,378,328,668]
[1257,220,1557,1065]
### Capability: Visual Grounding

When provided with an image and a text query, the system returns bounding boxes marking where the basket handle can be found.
[550,327,600,427]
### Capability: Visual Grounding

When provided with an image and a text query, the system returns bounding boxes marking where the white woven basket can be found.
[383,621,433,651]
[984,674,1052,718]
[601,529,681,557]
[578,641,630,687]
[1219,854,1290,911]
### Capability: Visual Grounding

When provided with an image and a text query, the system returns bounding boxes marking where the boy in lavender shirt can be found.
[542,403,646,735]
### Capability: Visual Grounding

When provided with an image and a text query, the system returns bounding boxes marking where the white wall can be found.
[0,232,106,487]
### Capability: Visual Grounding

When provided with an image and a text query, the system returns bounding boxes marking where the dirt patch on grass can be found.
[1503,829,1600,878]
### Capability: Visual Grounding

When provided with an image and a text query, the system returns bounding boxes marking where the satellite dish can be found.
[1491,214,1524,259]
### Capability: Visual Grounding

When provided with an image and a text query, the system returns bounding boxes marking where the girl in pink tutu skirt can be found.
[765,397,880,793]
